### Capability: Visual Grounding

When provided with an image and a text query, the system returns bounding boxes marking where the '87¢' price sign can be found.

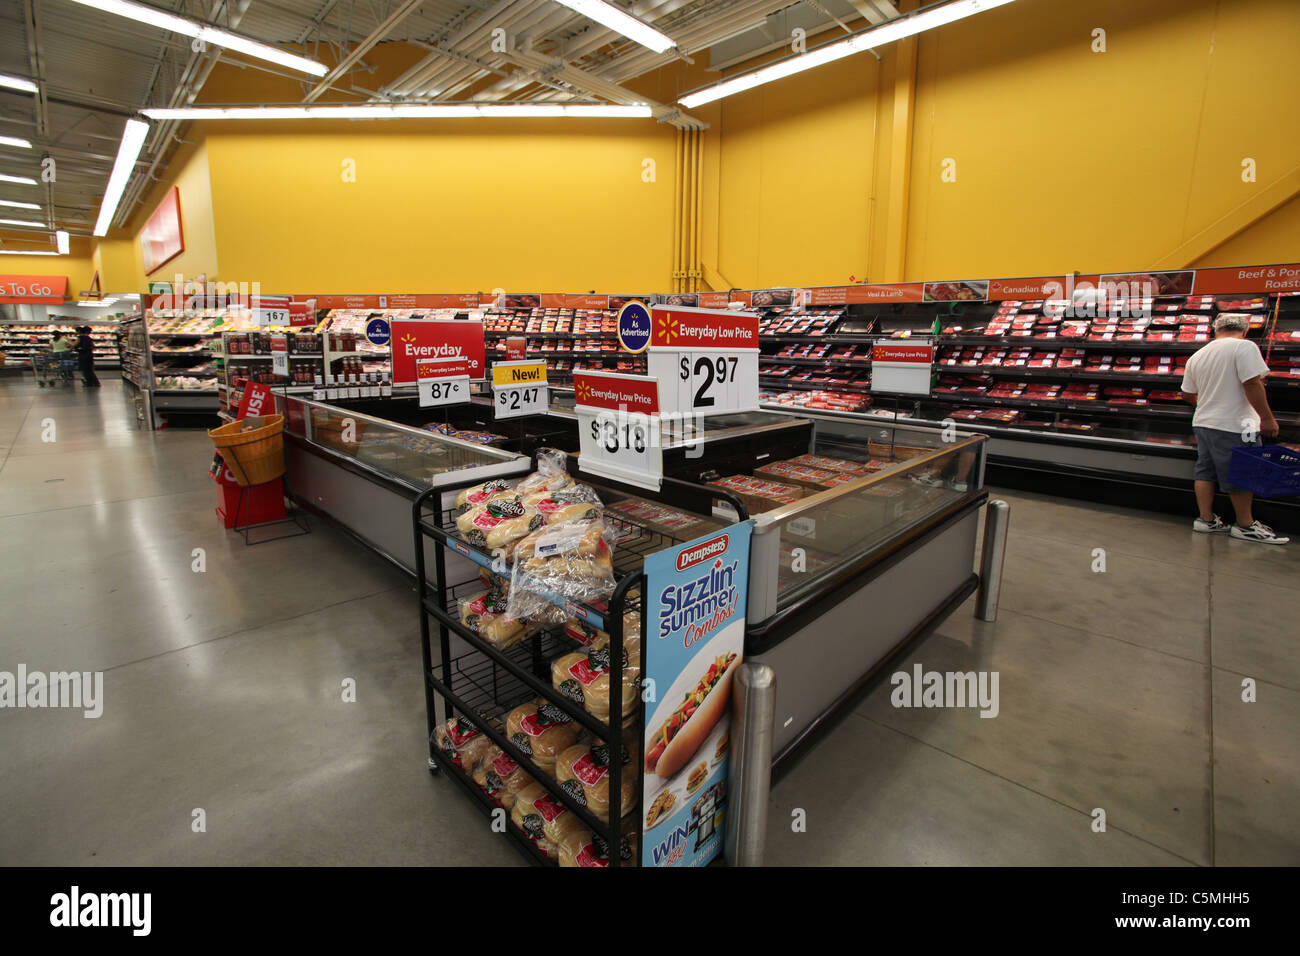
[416,357,472,408]
[491,360,547,419]
[644,305,760,416]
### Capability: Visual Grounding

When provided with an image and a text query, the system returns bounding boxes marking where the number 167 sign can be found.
[644,305,759,417]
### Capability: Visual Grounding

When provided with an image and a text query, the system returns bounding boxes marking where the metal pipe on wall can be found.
[673,128,684,293]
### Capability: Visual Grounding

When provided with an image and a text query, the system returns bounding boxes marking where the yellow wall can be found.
[903,0,1300,280]
[82,0,1298,292]
[1,235,96,298]
[201,119,677,292]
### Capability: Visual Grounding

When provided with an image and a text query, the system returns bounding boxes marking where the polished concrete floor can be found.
[0,376,1296,866]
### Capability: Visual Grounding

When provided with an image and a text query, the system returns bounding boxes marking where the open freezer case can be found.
[279,394,533,575]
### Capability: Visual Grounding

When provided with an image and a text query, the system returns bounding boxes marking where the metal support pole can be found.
[976,499,1010,622]
[725,662,776,867]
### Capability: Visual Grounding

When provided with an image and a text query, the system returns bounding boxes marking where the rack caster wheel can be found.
[428,757,440,775]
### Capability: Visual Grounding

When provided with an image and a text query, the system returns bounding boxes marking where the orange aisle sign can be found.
[1,275,68,304]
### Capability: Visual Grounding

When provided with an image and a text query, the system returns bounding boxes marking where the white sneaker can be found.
[1193,515,1229,533]
[1230,521,1290,545]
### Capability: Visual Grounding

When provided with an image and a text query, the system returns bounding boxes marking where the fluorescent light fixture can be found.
[0,73,39,93]
[64,0,328,77]
[679,0,1017,108]
[141,103,654,120]
[93,118,149,237]
[56,230,70,254]
[0,173,37,185]
[0,249,57,255]
[0,136,33,149]
[551,0,676,54]
[0,217,42,227]
[0,198,40,210]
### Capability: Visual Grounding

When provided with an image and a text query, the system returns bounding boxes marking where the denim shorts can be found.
[1194,426,1261,494]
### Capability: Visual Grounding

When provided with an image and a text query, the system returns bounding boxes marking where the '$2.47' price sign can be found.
[491,360,548,419]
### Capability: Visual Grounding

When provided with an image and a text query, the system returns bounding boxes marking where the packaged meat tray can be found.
[786,454,872,475]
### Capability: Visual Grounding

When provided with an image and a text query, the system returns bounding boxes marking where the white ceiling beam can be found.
[303,0,424,102]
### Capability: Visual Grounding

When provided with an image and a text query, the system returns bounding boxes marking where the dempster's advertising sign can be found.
[390,319,485,386]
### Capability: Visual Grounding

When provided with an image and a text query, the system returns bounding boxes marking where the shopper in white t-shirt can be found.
[1181,314,1288,544]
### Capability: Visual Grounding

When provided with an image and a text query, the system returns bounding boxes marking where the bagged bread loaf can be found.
[554,733,638,823]
[455,494,544,556]
[556,827,639,868]
[459,590,526,649]
[506,519,617,626]
[505,701,580,776]
[434,716,491,772]
[454,477,516,514]
[472,744,518,809]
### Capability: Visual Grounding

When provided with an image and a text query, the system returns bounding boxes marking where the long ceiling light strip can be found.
[0,73,39,93]
[93,119,149,237]
[679,0,1017,108]
[0,199,41,209]
[141,103,653,120]
[64,0,328,77]
[551,0,676,54]
[0,173,38,184]
[0,217,43,227]
[0,249,58,255]
[0,136,34,149]
[56,230,70,254]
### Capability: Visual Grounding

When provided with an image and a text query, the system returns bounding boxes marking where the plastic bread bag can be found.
[557,826,639,868]
[514,447,576,499]
[530,481,604,525]
[483,744,534,796]
[454,476,517,514]
[554,734,637,823]
[478,566,510,599]
[472,744,517,809]
[434,716,490,770]
[455,494,544,557]
[506,519,617,625]
[505,700,580,777]
[551,635,640,719]
[459,590,527,650]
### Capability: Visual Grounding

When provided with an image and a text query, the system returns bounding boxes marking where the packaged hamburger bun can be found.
[557,826,639,868]
[459,590,526,649]
[434,716,490,771]
[554,735,637,822]
[455,495,544,556]
[472,745,517,809]
[510,782,583,845]
[455,477,516,514]
[487,745,534,794]
[506,701,579,775]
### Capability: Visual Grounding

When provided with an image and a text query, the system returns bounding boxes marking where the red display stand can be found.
[214,463,287,529]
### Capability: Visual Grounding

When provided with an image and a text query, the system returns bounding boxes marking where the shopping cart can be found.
[32,349,57,387]
[57,354,79,385]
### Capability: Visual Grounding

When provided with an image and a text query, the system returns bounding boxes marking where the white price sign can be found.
[645,305,760,416]
[271,337,289,377]
[253,296,292,328]
[574,370,663,490]
[491,360,547,420]
[416,357,474,408]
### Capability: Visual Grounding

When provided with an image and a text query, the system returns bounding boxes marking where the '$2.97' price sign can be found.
[645,305,760,417]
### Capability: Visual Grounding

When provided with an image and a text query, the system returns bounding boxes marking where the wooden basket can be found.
[208,414,286,486]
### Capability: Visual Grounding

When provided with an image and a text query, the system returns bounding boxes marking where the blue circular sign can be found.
[365,317,391,347]
[617,300,651,354]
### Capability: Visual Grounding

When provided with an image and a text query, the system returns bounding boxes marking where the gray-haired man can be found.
[1181,313,1288,544]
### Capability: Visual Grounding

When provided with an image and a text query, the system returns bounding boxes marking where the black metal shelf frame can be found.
[411,453,750,867]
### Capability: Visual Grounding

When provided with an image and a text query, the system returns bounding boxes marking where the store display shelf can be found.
[928,390,1195,421]
[936,365,1188,385]
[939,335,1209,352]
[762,355,872,367]
[761,377,872,393]
[153,388,219,395]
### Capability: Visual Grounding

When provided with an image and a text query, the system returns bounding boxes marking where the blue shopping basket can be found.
[1228,444,1300,498]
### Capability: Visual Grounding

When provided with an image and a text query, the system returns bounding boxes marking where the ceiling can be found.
[0,0,892,245]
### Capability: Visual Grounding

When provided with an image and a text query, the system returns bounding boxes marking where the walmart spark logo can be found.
[575,379,592,403]
[657,312,679,344]
[401,333,417,345]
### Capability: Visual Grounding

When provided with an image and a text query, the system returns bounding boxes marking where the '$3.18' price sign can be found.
[589,413,649,454]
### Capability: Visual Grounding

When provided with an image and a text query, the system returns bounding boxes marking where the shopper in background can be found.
[1181,314,1288,544]
[75,326,100,388]
[50,330,71,354]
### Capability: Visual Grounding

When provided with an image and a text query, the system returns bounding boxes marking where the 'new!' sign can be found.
[390,319,485,386]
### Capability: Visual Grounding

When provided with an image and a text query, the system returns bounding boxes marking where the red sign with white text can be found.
[697,292,730,309]
[1192,263,1300,295]
[649,306,759,350]
[847,283,925,304]
[390,319,485,386]
[237,381,275,419]
[573,370,660,414]
[288,302,315,327]
[873,343,934,363]
[505,336,527,360]
[416,356,473,379]
[1,274,68,304]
